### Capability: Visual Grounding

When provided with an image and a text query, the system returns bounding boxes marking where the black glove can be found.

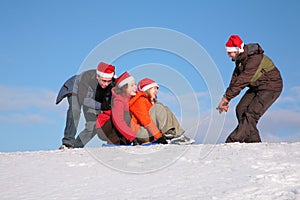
[156,136,168,144]
[101,102,111,111]
[132,138,140,146]
[149,135,154,142]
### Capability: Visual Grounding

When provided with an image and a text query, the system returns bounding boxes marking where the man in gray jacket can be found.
[56,62,116,149]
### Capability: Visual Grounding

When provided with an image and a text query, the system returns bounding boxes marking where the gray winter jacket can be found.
[56,70,115,111]
[56,75,79,104]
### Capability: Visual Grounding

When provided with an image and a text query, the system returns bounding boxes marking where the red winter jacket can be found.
[111,89,136,142]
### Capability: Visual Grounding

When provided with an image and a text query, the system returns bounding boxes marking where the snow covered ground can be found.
[1,142,300,200]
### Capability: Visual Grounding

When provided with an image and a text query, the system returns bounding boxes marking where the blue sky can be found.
[1,0,299,152]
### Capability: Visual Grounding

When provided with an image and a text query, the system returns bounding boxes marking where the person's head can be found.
[138,78,159,102]
[96,62,115,88]
[225,35,244,61]
[115,72,136,96]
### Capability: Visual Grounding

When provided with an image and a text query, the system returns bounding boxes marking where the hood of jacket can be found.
[237,43,264,61]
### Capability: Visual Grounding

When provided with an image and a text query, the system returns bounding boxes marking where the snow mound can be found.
[1,142,300,200]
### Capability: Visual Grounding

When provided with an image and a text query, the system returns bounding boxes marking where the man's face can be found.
[227,51,239,61]
[97,75,112,88]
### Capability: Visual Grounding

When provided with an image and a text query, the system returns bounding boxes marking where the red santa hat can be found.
[97,62,115,78]
[116,72,135,88]
[138,78,159,92]
[225,35,244,53]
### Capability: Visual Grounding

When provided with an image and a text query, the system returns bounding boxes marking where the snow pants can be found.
[96,117,129,145]
[226,88,281,143]
[136,102,185,142]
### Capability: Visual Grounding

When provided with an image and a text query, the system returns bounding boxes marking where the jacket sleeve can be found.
[83,86,101,110]
[77,70,101,110]
[130,97,162,139]
[56,75,77,104]
[225,54,262,100]
[112,97,136,142]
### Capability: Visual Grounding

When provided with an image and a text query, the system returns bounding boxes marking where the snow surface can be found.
[1,142,300,200]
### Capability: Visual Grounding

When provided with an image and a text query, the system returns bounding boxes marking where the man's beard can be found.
[231,55,237,61]
[231,54,238,61]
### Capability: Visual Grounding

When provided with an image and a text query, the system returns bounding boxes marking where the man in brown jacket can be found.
[217,35,283,143]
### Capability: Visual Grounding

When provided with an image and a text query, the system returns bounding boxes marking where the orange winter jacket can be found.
[129,91,162,139]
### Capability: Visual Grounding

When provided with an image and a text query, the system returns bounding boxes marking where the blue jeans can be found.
[62,96,97,148]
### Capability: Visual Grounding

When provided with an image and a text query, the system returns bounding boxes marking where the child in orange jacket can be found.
[129,78,194,145]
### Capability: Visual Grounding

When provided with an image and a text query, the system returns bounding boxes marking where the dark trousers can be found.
[96,111,132,145]
[226,88,281,143]
[62,96,97,148]
[96,119,129,145]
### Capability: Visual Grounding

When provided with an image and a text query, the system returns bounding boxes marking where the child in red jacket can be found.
[111,72,138,144]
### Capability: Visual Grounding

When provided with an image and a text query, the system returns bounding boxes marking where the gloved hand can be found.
[101,102,111,111]
[217,97,229,114]
[132,138,141,146]
[156,136,168,144]
[149,136,154,142]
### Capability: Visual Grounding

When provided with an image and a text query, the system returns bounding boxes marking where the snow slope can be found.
[1,142,300,200]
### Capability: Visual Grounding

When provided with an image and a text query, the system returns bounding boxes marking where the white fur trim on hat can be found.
[141,82,159,91]
[226,43,244,53]
[118,76,135,88]
[97,71,115,78]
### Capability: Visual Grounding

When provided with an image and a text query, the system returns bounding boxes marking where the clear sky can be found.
[1,0,299,152]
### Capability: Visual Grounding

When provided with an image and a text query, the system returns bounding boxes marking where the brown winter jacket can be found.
[225,44,283,100]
